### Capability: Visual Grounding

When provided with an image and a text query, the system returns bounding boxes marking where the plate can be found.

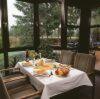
[22,61,33,67]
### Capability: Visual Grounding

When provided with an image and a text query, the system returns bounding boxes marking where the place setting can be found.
[28,58,71,78]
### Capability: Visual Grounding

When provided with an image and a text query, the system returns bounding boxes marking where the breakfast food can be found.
[35,64,52,70]
[35,59,53,70]
[59,63,71,68]
[22,61,33,66]
[55,67,70,76]
[36,59,45,66]
[33,59,53,74]
[34,69,46,74]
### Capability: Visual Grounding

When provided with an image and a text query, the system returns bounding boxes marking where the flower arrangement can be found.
[28,50,37,59]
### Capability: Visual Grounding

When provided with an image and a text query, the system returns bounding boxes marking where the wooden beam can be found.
[17,0,58,3]
[1,0,9,68]
[9,47,35,52]
[34,1,40,50]
[90,25,100,28]
[78,7,91,53]
[67,25,80,28]
[61,0,68,49]
[17,0,100,9]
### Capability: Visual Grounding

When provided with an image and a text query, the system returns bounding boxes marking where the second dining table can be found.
[15,58,92,99]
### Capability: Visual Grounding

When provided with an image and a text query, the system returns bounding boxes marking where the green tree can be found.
[11,2,60,45]
[67,7,80,40]
[11,1,80,46]
[67,7,80,25]
[39,3,60,37]
[10,1,34,46]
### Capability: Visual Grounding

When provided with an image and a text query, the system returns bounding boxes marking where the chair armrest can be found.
[3,75,27,83]
[21,91,42,99]
[0,68,20,72]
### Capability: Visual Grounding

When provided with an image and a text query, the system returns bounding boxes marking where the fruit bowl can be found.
[55,67,70,76]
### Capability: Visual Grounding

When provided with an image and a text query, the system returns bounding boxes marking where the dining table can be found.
[15,59,92,99]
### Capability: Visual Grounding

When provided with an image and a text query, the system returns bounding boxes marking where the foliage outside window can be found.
[38,40,59,61]
[39,3,61,47]
[91,9,100,25]
[0,54,4,69]
[67,7,80,49]
[67,28,79,49]
[0,28,2,48]
[7,0,34,48]
[0,7,2,48]
[67,7,80,25]
[8,51,26,67]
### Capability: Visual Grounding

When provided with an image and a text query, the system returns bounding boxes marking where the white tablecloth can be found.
[15,62,92,99]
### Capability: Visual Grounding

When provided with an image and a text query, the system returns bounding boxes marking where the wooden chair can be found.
[0,74,11,99]
[73,53,95,75]
[0,68,27,86]
[0,69,41,99]
[59,50,75,66]
[73,53,96,99]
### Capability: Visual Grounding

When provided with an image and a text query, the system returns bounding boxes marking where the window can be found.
[7,0,34,48]
[1,0,82,69]
[90,8,100,49]
[90,27,100,48]
[67,7,80,49]
[8,51,25,66]
[67,7,80,26]
[39,2,61,47]
[91,9,100,25]
[67,28,79,49]
[0,54,4,69]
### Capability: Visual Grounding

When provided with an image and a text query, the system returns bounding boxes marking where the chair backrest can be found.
[0,75,10,99]
[73,53,96,75]
[59,50,75,65]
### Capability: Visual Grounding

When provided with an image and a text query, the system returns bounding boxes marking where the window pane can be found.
[67,7,80,26]
[67,28,79,49]
[8,50,37,66]
[39,2,61,47]
[91,8,100,25]
[7,0,34,48]
[0,54,4,69]
[8,51,26,66]
[90,27,100,49]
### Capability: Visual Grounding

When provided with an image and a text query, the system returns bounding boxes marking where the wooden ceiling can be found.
[18,0,100,9]
[67,0,100,9]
